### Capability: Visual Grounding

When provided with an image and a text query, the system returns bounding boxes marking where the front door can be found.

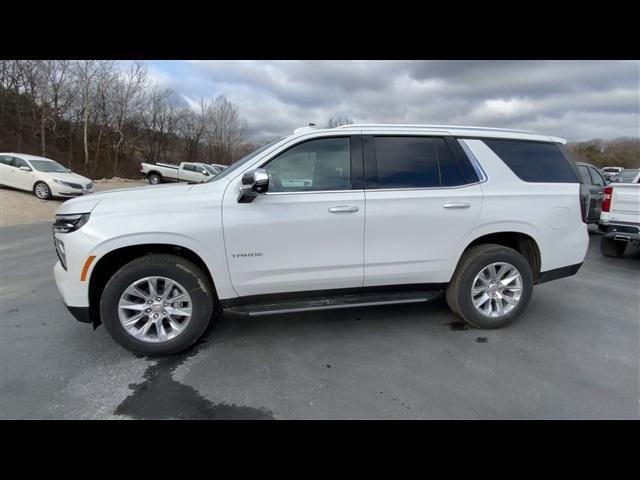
[222,136,365,297]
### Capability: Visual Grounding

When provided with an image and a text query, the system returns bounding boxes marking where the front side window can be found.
[0,156,12,166]
[264,137,351,192]
[29,159,68,173]
[11,157,28,169]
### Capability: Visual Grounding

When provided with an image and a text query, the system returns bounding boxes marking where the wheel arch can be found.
[456,230,542,283]
[87,243,218,328]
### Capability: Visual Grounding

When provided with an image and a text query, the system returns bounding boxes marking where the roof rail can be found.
[334,123,535,134]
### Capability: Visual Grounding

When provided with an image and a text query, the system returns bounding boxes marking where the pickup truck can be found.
[598,182,640,257]
[53,123,589,355]
[140,162,213,185]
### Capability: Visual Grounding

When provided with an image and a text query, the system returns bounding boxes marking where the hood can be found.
[48,172,92,185]
[55,180,228,216]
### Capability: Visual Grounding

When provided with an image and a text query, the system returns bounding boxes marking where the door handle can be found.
[443,202,471,209]
[329,206,359,213]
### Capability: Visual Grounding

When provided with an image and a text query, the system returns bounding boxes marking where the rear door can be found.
[362,135,483,286]
[0,155,15,188]
[587,166,606,221]
[577,164,599,222]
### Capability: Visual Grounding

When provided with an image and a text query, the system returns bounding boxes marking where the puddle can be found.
[445,321,469,331]
[476,337,488,343]
[114,327,274,420]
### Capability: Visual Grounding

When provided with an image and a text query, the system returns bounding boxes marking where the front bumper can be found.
[51,182,94,198]
[62,300,91,323]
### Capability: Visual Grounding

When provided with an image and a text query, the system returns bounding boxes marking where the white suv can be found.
[53,124,589,355]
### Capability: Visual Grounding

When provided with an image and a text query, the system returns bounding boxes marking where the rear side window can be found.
[483,139,579,183]
[370,137,474,189]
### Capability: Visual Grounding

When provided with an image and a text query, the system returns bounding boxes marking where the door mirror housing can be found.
[201,169,210,175]
[19,166,32,172]
[238,168,269,203]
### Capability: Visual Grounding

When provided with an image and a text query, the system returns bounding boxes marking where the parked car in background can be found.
[598,182,640,257]
[575,161,608,223]
[53,123,589,355]
[602,166,624,182]
[0,153,93,200]
[613,168,640,184]
[140,162,213,185]
[208,163,228,175]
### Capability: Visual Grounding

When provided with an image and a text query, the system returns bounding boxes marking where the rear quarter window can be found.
[483,139,579,183]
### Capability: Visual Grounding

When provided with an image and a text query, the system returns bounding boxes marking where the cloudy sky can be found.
[146,60,639,144]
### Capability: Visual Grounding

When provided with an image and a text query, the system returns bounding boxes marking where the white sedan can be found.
[0,153,93,200]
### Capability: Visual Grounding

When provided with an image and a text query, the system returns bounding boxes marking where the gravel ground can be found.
[1,224,638,419]
[0,179,148,226]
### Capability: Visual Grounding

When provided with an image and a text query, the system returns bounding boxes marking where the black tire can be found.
[446,244,534,329]
[600,237,626,257]
[33,181,52,200]
[148,173,162,185]
[100,254,215,355]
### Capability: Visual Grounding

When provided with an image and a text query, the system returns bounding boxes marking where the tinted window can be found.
[373,137,440,188]
[183,164,197,172]
[437,140,466,186]
[484,139,579,183]
[589,167,605,187]
[577,165,592,184]
[265,137,351,192]
[0,155,12,166]
[11,157,28,168]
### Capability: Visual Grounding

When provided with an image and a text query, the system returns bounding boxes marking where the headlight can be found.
[53,213,90,234]
[53,179,82,189]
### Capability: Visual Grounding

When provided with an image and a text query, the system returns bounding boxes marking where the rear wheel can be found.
[446,244,533,329]
[100,254,215,355]
[601,236,626,257]
[33,181,52,200]
[148,173,162,185]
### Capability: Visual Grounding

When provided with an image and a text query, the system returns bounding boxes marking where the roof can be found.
[0,153,57,161]
[292,124,567,144]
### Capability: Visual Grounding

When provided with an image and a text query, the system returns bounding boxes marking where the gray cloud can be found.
[147,60,640,143]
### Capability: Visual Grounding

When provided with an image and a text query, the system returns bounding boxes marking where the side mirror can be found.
[201,169,210,175]
[19,166,32,172]
[238,168,269,203]
[67,168,72,173]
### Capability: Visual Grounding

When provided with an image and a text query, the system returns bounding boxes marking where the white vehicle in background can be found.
[140,161,214,185]
[208,163,228,175]
[613,168,640,184]
[53,124,589,355]
[602,166,624,182]
[598,182,640,257]
[0,153,93,200]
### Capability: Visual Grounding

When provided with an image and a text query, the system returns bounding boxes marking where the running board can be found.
[225,290,442,316]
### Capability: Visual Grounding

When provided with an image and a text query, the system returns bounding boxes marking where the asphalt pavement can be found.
[1,222,638,419]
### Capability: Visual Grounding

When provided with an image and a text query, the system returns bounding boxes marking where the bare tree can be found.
[327,117,354,128]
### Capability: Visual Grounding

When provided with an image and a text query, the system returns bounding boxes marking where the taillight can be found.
[602,186,613,212]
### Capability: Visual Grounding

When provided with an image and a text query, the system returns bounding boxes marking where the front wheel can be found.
[446,244,534,329]
[100,254,215,355]
[33,181,52,200]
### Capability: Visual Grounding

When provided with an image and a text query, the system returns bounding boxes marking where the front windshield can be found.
[29,159,69,173]
[207,139,283,182]
[616,169,639,182]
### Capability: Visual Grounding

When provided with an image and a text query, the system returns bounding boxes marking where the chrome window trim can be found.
[264,189,364,196]
[457,139,488,183]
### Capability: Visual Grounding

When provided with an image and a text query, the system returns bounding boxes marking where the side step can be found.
[225,290,442,316]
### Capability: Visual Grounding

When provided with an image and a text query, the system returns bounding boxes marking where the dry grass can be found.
[0,179,148,226]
